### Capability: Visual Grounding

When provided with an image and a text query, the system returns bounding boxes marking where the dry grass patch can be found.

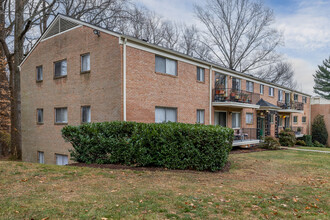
[0,150,329,219]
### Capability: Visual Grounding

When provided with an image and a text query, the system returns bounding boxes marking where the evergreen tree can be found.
[314,56,330,99]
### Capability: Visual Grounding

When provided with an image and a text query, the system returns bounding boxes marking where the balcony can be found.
[281,126,304,138]
[232,128,260,146]
[213,88,260,109]
[277,101,304,113]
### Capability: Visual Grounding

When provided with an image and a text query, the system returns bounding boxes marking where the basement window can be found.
[38,151,44,164]
[56,154,68,166]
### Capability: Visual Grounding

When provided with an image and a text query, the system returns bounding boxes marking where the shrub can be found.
[279,129,296,147]
[62,121,234,171]
[0,131,10,156]
[313,140,325,148]
[300,135,313,147]
[261,136,280,150]
[312,114,328,146]
[295,140,306,146]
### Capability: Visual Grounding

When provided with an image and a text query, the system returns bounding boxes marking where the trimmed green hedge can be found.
[62,121,234,171]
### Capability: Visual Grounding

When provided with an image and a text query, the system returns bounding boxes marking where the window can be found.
[279,117,283,126]
[55,107,68,124]
[246,113,253,124]
[270,114,274,123]
[232,113,241,128]
[37,109,43,124]
[278,90,283,101]
[81,53,90,73]
[302,116,306,123]
[215,72,227,88]
[293,116,298,123]
[302,96,307,103]
[155,56,177,76]
[54,60,67,78]
[56,154,68,165]
[246,81,254,92]
[232,78,241,90]
[197,67,205,82]
[36,66,43,81]
[269,87,274,96]
[260,84,264,94]
[294,94,298,101]
[155,107,177,123]
[81,106,91,123]
[197,109,205,124]
[38,151,44,164]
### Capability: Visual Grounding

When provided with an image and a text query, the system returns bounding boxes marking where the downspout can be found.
[209,65,213,125]
[309,97,311,135]
[123,37,127,121]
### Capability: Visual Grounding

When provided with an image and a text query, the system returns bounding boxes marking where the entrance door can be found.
[284,116,290,128]
[214,112,227,127]
[257,117,265,139]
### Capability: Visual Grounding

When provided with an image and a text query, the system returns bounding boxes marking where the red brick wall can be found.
[311,104,330,146]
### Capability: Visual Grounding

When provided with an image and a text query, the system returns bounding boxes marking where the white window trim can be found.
[214,110,227,127]
[232,112,241,129]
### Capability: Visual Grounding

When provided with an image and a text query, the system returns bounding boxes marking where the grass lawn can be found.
[0,150,329,219]
[296,146,330,152]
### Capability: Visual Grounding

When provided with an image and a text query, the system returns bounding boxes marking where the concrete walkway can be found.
[281,147,330,154]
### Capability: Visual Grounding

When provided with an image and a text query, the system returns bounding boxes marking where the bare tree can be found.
[195,0,283,73]
[257,62,297,89]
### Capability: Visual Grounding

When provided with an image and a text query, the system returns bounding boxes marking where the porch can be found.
[232,128,260,147]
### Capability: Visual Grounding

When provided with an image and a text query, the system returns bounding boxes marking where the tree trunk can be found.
[10,0,25,160]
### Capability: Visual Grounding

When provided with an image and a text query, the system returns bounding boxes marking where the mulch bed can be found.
[68,161,231,173]
[230,147,268,154]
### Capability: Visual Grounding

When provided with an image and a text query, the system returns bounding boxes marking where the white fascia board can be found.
[41,25,82,42]
[212,102,260,109]
[277,109,304,114]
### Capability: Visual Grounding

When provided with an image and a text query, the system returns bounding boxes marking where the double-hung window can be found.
[278,90,283,102]
[232,113,241,129]
[246,81,254,92]
[55,107,68,124]
[232,78,241,90]
[155,107,177,123]
[54,60,67,78]
[81,53,90,73]
[269,87,274,96]
[155,56,177,76]
[36,66,43,81]
[293,116,298,124]
[260,84,264,94]
[246,113,253,124]
[81,106,91,123]
[38,151,44,164]
[37,109,44,124]
[197,67,205,82]
[197,109,205,124]
[294,94,298,101]
[302,96,307,103]
[302,116,306,123]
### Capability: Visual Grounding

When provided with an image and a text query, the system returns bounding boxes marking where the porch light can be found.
[93,29,100,37]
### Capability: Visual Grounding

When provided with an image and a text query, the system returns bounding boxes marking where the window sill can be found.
[196,80,205,84]
[54,75,67,80]
[155,72,178,78]
[81,70,90,74]
[54,122,68,125]
[246,123,253,125]
[36,80,43,83]
[36,122,44,125]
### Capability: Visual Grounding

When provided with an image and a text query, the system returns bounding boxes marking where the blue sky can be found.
[135,0,330,95]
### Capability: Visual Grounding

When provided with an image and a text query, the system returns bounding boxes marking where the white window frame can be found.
[293,116,298,124]
[197,67,205,82]
[246,113,253,124]
[81,53,90,73]
[269,87,274,97]
[260,84,264,94]
[232,112,241,129]
[55,107,68,124]
[294,94,298,101]
[155,107,177,123]
[232,77,241,90]
[38,151,44,164]
[196,109,205,124]
[81,106,91,123]
[155,55,177,76]
[214,111,227,127]
[278,90,283,102]
[54,59,67,78]
[55,154,68,166]
[246,81,254,92]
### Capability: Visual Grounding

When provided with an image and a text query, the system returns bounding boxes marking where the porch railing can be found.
[233,128,259,142]
[277,101,304,111]
[213,88,260,105]
[281,126,304,135]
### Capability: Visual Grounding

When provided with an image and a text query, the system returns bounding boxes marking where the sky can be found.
[134,0,330,95]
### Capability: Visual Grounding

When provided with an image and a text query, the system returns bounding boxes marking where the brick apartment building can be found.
[311,97,330,146]
[20,15,312,165]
